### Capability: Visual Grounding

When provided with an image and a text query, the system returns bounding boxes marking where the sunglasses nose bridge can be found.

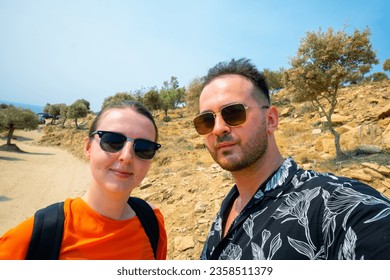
[118,140,136,161]
[212,111,231,134]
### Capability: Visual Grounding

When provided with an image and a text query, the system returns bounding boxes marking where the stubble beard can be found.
[209,126,268,172]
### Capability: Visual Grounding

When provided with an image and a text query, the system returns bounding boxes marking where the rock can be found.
[377,187,388,194]
[377,103,390,119]
[322,138,335,153]
[173,236,195,252]
[378,166,390,176]
[361,162,380,170]
[350,170,372,182]
[338,125,355,134]
[194,202,207,213]
[383,124,390,148]
[197,236,207,244]
[381,180,390,189]
[357,145,383,154]
[197,218,209,224]
[363,168,384,179]
[280,107,293,117]
[139,183,153,190]
[321,114,350,125]
[311,128,322,135]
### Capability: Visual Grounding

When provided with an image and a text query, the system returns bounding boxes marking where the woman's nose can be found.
[118,141,135,163]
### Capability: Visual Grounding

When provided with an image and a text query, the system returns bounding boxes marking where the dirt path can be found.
[0,130,89,236]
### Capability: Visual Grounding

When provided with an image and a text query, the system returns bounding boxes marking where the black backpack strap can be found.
[25,198,159,259]
[25,202,65,260]
[127,197,159,259]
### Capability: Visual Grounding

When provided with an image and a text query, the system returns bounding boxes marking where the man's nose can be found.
[212,114,230,135]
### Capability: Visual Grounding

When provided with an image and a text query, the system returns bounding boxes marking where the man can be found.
[194,58,390,260]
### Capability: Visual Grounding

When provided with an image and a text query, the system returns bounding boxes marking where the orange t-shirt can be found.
[0,197,167,260]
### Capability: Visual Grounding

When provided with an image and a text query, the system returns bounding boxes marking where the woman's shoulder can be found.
[0,216,34,259]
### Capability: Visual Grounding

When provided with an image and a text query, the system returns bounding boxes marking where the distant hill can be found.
[0,100,44,113]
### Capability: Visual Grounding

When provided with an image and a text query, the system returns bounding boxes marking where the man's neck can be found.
[232,153,284,204]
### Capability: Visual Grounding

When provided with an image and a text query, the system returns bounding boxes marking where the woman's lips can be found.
[111,168,132,178]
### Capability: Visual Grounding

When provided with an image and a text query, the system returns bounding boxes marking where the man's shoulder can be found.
[292,167,385,199]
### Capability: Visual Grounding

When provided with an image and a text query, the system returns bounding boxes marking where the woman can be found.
[0,101,167,259]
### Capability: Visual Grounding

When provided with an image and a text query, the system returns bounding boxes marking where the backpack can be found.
[25,197,159,260]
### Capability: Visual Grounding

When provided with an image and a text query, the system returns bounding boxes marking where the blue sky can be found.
[1,0,389,112]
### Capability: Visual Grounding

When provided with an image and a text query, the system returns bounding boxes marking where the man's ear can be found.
[84,137,92,160]
[266,106,279,134]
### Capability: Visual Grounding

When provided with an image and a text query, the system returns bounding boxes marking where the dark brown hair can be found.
[203,58,270,105]
[89,100,159,141]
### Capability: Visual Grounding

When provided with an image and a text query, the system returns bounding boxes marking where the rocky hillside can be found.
[39,80,390,260]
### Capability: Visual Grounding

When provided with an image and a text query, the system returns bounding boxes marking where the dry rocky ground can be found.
[4,80,390,260]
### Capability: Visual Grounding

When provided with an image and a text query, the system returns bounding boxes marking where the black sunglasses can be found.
[90,130,161,160]
[193,103,269,135]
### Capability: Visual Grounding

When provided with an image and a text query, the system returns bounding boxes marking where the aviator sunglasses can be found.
[193,103,269,135]
[90,130,161,160]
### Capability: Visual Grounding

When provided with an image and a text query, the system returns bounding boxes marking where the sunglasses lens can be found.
[100,132,126,153]
[94,131,160,159]
[193,112,215,135]
[134,139,159,159]
[193,104,248,135]
[221,104,246,126]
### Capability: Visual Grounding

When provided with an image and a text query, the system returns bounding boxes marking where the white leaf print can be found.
[251,242,266,260]
[269,234,282,259]
[365,208,390,223]
[288,237,315,259]
[251,232,282,260]
[243,209,267,244]
[254,190,264,200]
[243,218,254,241]
[214,217,222,232]
[261,229,271,244]
[337,227,357,260]
[265,158,292,192]
[326,186,390,230]
[272,187,320,250]
[220,243,242,260]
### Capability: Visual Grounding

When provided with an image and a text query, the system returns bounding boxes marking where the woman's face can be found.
[85,108,156,197]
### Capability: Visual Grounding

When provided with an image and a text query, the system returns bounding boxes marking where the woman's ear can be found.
[84,137,92,160]
[266,106,279,134]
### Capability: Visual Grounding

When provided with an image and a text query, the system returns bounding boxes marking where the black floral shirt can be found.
[200,158,390,260]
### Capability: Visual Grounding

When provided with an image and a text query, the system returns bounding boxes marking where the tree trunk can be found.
[6,124,15,145]
[75,118,79,129]
[328,125,344,160]
[62,118,67,128]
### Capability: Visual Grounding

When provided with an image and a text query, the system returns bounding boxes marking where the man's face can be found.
[198,75,270,172]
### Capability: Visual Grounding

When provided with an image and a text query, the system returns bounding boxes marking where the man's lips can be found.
[216,142,235,149]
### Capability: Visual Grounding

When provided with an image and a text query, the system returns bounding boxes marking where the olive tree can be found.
[383,58,390,72]
[59,104,69,128]
[185,77,204,115]
[101,92,135,111]
[262,68,284,94]
[283,27,378,159]
[143,87,161,112]
[44,103,63,124]
[159,76,185,116]
[0,105,39,145]
[67,100,89,129]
